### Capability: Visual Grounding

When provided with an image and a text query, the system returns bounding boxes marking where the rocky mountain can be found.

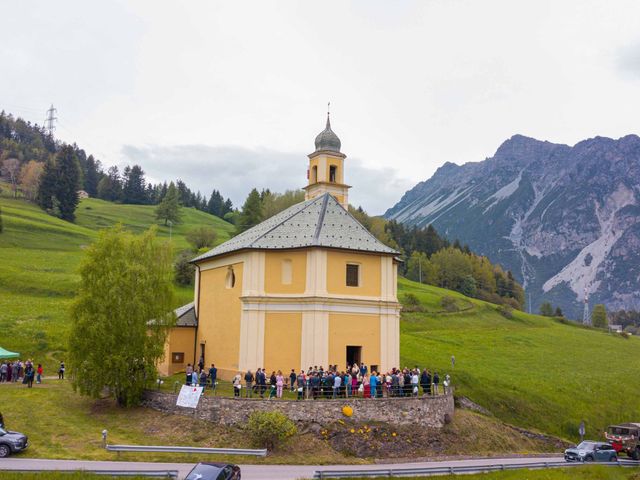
[385,134,640,319]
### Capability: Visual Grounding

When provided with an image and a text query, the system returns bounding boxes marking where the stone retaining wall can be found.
[143,391,454,428]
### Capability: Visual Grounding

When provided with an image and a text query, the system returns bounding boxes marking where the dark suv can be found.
[0,427,28,457]
[564,441,617,462]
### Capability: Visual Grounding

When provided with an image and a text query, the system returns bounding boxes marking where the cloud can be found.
[617,43,640,78]
[120,144,412,215]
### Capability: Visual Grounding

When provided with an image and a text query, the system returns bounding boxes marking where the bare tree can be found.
[20,160,44,201]
[1,158,21,198]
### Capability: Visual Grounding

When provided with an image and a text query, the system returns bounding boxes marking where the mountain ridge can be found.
[385,134,640,318]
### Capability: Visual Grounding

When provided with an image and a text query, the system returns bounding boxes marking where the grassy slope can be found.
[0,196,234,372]
[2,195,639,446]
[398,277,640,441]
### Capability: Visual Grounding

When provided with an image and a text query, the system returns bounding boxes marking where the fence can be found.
[170,377,451,401]
[312,459,640,478]
[105,444,267,457]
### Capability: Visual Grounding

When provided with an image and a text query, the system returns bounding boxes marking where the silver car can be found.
[564,441,617,462]
[0,427,29,457]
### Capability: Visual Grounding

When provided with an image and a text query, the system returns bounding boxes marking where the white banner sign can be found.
[176,385,203,408]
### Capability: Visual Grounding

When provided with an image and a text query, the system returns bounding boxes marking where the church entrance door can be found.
[346,345,361,368]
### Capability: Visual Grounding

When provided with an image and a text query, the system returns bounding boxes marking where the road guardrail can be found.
[4,470,177,478]
[313,459,640,478]
[106,444,267,456]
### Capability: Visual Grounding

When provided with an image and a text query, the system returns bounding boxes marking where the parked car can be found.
[0,427,29,458]
[185,462,241,480]
[605,423,640,459]
[564,441,617,462]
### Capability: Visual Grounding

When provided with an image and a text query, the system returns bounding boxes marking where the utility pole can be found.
[582,288,591,326]
[44,104,57,136]
[418,259,422,283]
[528,293,531,314]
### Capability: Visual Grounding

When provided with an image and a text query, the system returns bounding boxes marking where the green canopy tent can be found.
[0,347,19,359]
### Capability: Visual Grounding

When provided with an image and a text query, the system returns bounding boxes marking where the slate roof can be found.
[174,302,197,327]
[192,193,398,263]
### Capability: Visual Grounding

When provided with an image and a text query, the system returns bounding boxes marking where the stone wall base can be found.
[143,391,455,428]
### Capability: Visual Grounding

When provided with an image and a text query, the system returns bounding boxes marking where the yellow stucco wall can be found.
[197,261,244,379]
[158,327,196,376]
[264,250,307,294]
[327,251,382,297]
[328,313,381,370]
[263,312,302,375]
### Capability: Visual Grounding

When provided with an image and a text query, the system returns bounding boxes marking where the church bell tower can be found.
[304,110,350,209]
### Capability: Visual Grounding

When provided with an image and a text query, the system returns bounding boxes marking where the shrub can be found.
[441,295,458,312]
[174,250,195,286]
[402,293,423,312]
[497,304,513,319]
[186,226,217,250]
[246,411,297,450]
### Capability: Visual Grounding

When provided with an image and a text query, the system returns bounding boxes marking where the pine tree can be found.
[155,182,182,226]
[539,302,554,317]
[592,304,608,328]
[237,188,263,233]
[36,157,58,212]
[207,189,224,217]
[122,165,147,204]
[222,198,233,217]
[55,145,81,221]
[84,155,100,196]
[554,306,563,317]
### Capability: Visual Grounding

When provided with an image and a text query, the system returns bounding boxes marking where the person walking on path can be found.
[276,370,284,399]
[24,364,34,388]
[58,361,65,380]
[36,364,43,384]
[433,372,440,395]
[332,372,342,399]
[244,370,254,398]
[257,369,267,398]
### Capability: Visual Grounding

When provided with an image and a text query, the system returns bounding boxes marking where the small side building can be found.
[158,303,197,376]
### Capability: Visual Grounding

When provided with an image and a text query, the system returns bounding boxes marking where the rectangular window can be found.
[346,263,359,287]
[172,352,185,364]
[282,259,293,285]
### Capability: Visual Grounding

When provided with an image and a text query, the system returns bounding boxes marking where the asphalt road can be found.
[0,456,571,479]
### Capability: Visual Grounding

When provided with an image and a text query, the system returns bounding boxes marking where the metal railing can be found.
[106,444,267,456]
[312,459,640,478]
[3,469,177,478]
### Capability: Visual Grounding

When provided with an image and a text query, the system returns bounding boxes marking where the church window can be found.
[311,165,318,183]
[225,267,236,289]
[172,352,185,364]
[346,263,360,287]
[329,165,337,183]
[282,259,292,285]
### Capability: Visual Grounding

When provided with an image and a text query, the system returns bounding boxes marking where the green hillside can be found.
[0,196,234,372]
[1,195,638,444]
[398,277,640,441]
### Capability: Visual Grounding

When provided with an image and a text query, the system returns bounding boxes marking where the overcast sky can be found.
[3,1,640,214]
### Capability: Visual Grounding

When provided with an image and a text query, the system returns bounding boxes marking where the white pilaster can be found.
[300,310,329,369]
[380,313,400,372]
[243,251,265,297]
[238,309,265,371]
[193,267,200,316]
[305,249,327,296]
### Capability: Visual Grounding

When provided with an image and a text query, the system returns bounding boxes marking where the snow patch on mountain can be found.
[483,171,523,213]
[542,183,636,298]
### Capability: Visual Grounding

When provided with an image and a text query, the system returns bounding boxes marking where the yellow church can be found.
[158,115,401,380]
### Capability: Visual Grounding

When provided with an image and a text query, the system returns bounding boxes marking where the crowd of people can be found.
[183,360,451,400]
[0,359,44,388]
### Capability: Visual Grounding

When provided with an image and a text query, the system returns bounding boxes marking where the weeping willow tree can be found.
[69,225,175,406]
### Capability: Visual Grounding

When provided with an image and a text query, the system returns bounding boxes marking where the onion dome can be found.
[314,114,341,152]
